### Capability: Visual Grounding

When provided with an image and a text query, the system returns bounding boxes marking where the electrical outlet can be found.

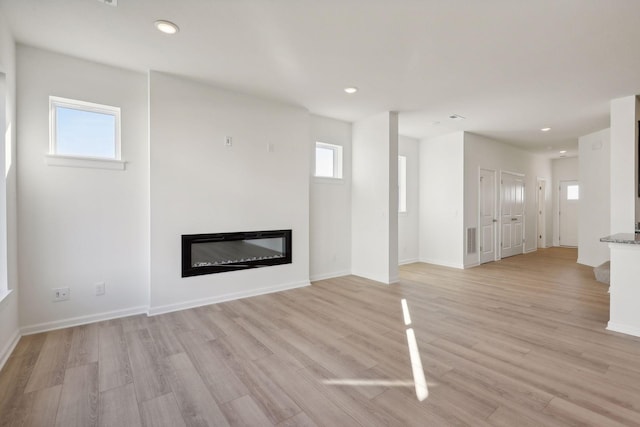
[95,282,106,296]
[225,136,233,147]
[52,287,70,302]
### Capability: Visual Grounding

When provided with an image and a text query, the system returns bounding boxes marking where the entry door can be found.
[479,169,496,264]
[501,172,525,258]
[559,180,579,247]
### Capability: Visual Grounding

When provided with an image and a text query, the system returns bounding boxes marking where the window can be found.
[567,184,579,200]
[398,156,407,213]
[315,142,343,179]
[49,96,120,160]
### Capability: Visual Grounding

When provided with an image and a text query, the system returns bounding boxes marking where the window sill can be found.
[0,289,13,307]
[313,176,344,185]
[46,154,126,171]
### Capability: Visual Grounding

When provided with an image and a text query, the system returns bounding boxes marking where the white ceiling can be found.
[3,0,640,158]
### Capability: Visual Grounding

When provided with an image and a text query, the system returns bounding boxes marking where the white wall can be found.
[17,46,149,331]
[464,133,552,266]
[310,115,352,281]
[0,13,19,367]
[552,156,580,247]
[610,96,639,234]
[578,128,610,267]
[420,132,465,268]
[351,112,399,284]
[149,71,310,314]
[398,135,419,264]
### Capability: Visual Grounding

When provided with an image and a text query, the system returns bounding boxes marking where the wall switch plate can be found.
[95,282,105,296]
[52,287,70,302]
[225,136,233,147]
[267,143,274,152]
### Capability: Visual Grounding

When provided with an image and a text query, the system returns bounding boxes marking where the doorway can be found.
[500,172,525,258]
[559,180,579,247]
[479,169,497,264]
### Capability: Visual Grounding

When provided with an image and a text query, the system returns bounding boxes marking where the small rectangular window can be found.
[567,184,579,200]
[315,142,343,179]
[50,96,120,160]
[398,156,407,213]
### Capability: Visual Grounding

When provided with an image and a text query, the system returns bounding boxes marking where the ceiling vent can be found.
[97,0,117,6]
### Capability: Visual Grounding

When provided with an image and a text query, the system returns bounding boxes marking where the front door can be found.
[559,180,579,247]
[501,172,525,258]
[480,169,496,264]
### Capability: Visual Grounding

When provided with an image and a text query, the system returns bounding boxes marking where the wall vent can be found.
[466,227,477,254]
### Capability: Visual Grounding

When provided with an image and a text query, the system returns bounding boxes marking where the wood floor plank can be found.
[276,412,319,427]
[220,395,274,427]
[139,393,186,427]
[177,330,248,404]
[165,352,230,427]
[14,385,62,427]
[54,362,99,427]
[24,329,73,393]
[125,328,170,403]
[67,323,99,368]
[209,339,302,424]
[98,383,142,427]
[0,334,47,424]
[251,355,363,427]
[98,324,133,392]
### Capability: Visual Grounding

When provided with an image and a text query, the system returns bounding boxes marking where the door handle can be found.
[511,218,518,221]
[492,219,497,223]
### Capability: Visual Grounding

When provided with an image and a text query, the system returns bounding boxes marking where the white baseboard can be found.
[21,305,148,336]
[310,270,350,282]
[148,280,311,316]
[524,247,537,254]
[607,321,640,338]
[464,262,480,269]
[418,258,465,269]
[0,329,21,372]
[399,258,419,266]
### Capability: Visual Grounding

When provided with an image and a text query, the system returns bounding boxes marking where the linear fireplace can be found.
[182,229,292,277]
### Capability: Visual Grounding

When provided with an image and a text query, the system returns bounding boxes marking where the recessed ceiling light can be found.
[559,150,567,154]
[541,127,551,132]
[344,87,358,94]
[155,20,180,35]
[449,114,465,121]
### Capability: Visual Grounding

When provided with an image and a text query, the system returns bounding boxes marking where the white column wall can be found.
[610,96,639,234]
[351,112,398,284]
[578,128,610,267]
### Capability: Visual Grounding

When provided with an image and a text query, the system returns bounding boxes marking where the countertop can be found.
[600,233,640,245]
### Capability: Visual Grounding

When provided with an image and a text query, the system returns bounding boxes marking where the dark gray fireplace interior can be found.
[182,230,292,277]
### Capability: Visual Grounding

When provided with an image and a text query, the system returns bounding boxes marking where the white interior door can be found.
[501,172,525,258]
[559,180,579,247]
[537,179,546,248]
[479,169,496,264]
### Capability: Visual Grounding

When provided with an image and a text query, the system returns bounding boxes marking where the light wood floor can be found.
[2,247,640,426]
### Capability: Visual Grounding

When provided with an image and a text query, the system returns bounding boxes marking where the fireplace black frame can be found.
[182,229,292,277]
